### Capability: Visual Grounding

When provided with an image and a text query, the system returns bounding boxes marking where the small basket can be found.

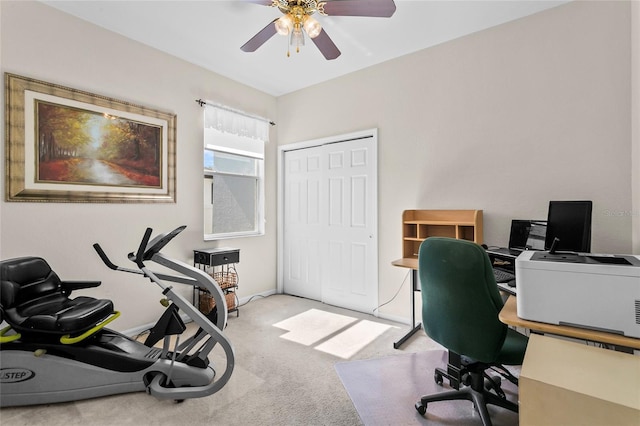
[212,271,238,290]
[199,291,237,314]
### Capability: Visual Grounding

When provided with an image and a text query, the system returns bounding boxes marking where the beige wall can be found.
[1,1,635,328]
[277,1,634,321]
[0,1,278,331]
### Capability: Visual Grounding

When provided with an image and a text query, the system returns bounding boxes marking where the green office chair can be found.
[414,237,529,426]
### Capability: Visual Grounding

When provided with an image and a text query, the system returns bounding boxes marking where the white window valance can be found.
[204,103,270,142]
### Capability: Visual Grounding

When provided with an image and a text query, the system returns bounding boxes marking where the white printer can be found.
[516,251,640,339]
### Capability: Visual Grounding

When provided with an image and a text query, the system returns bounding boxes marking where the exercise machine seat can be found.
[0,256,113,335]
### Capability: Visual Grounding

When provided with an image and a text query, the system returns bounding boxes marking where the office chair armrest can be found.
[61,280,102,294]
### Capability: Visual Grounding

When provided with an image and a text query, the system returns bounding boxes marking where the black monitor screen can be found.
[545,201,593,252]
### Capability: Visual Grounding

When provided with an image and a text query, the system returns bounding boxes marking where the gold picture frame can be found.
[5,73,176,203]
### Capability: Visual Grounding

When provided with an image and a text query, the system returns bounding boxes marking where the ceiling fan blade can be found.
[322,0,396,17]
[311,29,341,60]
[241,19,278,52]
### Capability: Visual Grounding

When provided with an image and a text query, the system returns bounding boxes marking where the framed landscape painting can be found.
[5,73,176,202]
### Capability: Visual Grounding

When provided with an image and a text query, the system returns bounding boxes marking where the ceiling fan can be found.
[241,0,397,60]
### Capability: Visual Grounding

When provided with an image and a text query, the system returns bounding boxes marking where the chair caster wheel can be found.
[462,372,472,386]
[484,376,506,399]
[485,376,502,391]
[434,372,443,385]
[415,401,427,415]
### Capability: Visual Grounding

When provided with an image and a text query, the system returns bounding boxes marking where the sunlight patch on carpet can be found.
[315,320,393,359]
[273,308,357,346]
[273,309,397,358]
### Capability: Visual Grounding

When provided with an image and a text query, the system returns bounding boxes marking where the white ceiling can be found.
[41,0,568,96]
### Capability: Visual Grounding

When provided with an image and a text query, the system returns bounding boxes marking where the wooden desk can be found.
[391,258,420,349]
[391,258,418,270]
[499,296,640,350]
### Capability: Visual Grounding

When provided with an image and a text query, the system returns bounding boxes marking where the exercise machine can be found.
[0,226,234,407]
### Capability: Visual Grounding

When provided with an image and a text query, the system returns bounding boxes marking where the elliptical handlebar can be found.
[93,230,197,286]
[96,226,187,275]
[134,228,154,268]
[93,243,119,271]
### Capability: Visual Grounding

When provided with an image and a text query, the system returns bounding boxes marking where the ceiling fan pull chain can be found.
[286,30,291,57]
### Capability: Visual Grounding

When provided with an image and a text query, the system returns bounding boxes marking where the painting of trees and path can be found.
[37,101,162,188]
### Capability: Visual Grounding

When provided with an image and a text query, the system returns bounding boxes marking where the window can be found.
[203,105,268,240]
[204,144,264,239]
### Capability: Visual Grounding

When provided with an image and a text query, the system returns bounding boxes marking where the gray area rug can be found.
[335,351,520,426]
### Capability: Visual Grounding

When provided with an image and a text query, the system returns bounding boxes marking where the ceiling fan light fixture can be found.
[244,0,396,60]
[303,16,322,38]
[290,24,305,52]
[275,14,293,35]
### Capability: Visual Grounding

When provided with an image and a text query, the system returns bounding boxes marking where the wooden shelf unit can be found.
[401,210,483,259]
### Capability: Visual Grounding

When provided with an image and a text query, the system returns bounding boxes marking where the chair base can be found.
[416,364,518,426]
[435,351,464,390]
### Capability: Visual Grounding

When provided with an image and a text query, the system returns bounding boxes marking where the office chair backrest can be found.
[0,257,62,310]
[419,237,508,363]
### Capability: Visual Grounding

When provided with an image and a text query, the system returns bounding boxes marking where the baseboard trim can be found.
[376,311,410,325]
[238,288,277,306]
[121,288,278,336]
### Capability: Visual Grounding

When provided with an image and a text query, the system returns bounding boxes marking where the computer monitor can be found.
[508,220,547,251]
[544,200,593,252]
[508,220,533,250]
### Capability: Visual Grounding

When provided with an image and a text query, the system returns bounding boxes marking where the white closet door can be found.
[282,134,378,313]
[282,145,325,301]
